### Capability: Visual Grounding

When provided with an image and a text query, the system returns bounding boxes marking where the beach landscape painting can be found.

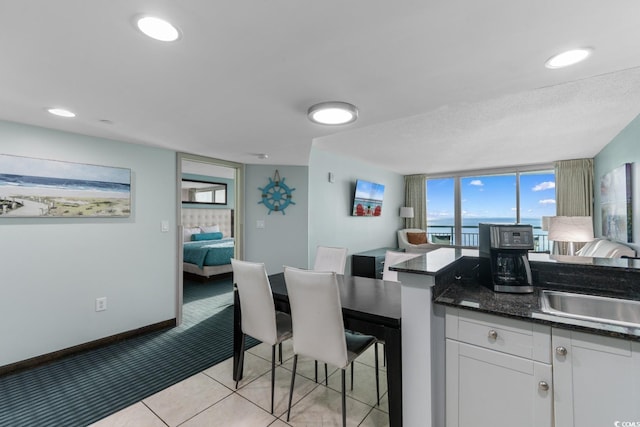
[0,154,131,217]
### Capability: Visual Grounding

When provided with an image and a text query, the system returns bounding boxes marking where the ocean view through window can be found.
[427,169,556,251]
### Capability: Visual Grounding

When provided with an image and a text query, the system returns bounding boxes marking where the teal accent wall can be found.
[594,113,640,253]
[243,151,404,275]
[181,173,235,208]
[0,120,177,367]
[308,148,405,273]
[244,165,309,274]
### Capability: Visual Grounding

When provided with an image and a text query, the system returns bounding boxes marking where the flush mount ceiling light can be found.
[47,108,76,118]
[307,102,358,125]
[136,16,180,42]
[545,48,593,69]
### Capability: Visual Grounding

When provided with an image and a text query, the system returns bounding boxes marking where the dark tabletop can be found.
[269,272,401,328]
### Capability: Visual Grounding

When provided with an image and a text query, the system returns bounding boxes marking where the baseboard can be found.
[0,318,177,377]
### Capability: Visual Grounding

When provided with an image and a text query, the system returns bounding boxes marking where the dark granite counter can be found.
[435,279,640,342]
[390,248,477,276]
[392,247,640,341]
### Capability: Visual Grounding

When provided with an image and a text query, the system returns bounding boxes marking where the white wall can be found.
[0,120,177,367]
[594,113,640,253]
[244,165,309,274]
[308,147,405,273]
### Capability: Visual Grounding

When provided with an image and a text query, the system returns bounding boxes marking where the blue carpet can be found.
[0,277,257,427]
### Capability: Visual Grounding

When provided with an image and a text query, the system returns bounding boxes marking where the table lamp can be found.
[547,216,594,256]
[400,206,414,228]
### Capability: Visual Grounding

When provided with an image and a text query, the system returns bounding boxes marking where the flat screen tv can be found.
[352,179,385,216]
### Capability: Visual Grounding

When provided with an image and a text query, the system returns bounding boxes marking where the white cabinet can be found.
[445,308,553,427]
[552,328,640,427]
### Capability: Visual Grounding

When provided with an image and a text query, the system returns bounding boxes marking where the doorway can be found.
[176,153,244,325]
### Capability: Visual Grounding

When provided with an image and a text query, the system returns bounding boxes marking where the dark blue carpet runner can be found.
[0,277,257,427]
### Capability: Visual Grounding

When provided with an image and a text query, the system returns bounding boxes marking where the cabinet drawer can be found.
[446,307,551,363]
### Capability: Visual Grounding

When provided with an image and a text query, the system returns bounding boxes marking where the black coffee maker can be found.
[479,223,534,293]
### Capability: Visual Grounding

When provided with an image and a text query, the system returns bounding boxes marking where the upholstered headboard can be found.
[181,208,234,238]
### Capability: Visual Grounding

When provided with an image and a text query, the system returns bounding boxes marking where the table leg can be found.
[385,327,402,427]
[232,287,244,381]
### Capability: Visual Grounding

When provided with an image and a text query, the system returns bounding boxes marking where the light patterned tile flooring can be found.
[90,341,390,427]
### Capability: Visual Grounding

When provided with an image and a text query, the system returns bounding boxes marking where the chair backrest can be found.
[283,266,349,369]
[313,246,348,274]
[231,259,278,345]
[397,228,427,249]
[382,250,421,282]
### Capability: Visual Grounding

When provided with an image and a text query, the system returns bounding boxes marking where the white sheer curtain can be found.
[553,158,594,254]
[404,175,427,229]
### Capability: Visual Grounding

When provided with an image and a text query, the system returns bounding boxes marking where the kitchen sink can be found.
[539,290,640,328]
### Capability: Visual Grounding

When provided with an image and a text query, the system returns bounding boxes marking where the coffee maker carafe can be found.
[479,223,534,293]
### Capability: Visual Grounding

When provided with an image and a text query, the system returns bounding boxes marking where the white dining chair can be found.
[311,245,349,384]
[283,266,379,426]
[231,259,292,414]
[313,245,348,274]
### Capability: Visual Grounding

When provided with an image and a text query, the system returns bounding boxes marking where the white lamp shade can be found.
[547,216,594,242]
[400,207,414,218]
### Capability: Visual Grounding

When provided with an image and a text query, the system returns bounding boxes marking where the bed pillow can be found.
[192,232,224,241]
[407,232,428,245]
[183,227,201,242]
[200,225,220,233]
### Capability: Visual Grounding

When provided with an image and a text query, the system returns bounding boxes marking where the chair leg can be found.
[287,355,298,422]
[279,342,283,364]
[350,362,354,390]
[341,369,347,427]
[235,333,246,389]
[374,343,380,406]
[325,363,328,385]
[271,345,276,414]
[314,360,318,383]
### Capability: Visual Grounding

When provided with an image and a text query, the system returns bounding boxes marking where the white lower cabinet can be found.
[552,327,640,427]
[445,308,553,427]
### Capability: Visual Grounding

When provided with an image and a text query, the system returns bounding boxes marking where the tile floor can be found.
[90,340,390,427]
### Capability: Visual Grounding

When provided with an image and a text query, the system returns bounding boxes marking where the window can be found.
[426,167,556,251]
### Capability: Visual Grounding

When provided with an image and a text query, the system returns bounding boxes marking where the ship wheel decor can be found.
[258,170,296,215]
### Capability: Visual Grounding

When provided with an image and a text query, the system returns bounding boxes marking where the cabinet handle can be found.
[556,346,568,356]
[538,381,549,391]
[488,329,498,340]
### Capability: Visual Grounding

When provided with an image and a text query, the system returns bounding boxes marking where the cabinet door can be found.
[446,339,553,427]
[553,328,640,427]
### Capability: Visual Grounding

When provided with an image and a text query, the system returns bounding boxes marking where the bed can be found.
[182,208,234,278]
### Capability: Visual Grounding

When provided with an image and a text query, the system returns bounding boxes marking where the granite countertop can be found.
[392,247,640,341]
[389,247,478,276]
[434,274,640,342]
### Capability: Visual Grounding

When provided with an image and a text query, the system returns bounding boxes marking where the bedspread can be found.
[183,238,234,269]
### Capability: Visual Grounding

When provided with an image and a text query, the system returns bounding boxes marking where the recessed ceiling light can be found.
[545,48,593,69]
[136,16,180,42]
[47,108,76,118]
[308,102,358,125]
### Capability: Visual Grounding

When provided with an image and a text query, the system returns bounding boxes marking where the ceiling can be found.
[2,1,640,175]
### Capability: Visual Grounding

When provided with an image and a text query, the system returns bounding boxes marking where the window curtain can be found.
[404,174,427,229]
[554,158,594,254]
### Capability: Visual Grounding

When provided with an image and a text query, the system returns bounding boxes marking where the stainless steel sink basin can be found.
[539,290,640,328]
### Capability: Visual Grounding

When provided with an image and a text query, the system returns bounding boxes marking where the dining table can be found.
[232,272,403,427]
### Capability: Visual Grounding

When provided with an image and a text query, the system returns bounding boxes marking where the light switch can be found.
[161,220,169,232]
[256,220,265,229]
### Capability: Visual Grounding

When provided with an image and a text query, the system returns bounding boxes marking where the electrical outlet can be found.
[95,297,107,312]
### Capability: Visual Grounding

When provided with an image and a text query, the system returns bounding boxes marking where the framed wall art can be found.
[0,154,131,218]
[600,162,632,242]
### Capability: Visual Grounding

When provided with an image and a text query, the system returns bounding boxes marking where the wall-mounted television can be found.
[352,179,385,216]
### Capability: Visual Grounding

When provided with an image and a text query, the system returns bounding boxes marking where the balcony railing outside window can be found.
[427,225,550,252]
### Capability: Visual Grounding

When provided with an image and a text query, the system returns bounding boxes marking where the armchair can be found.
[397,228,438,253]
